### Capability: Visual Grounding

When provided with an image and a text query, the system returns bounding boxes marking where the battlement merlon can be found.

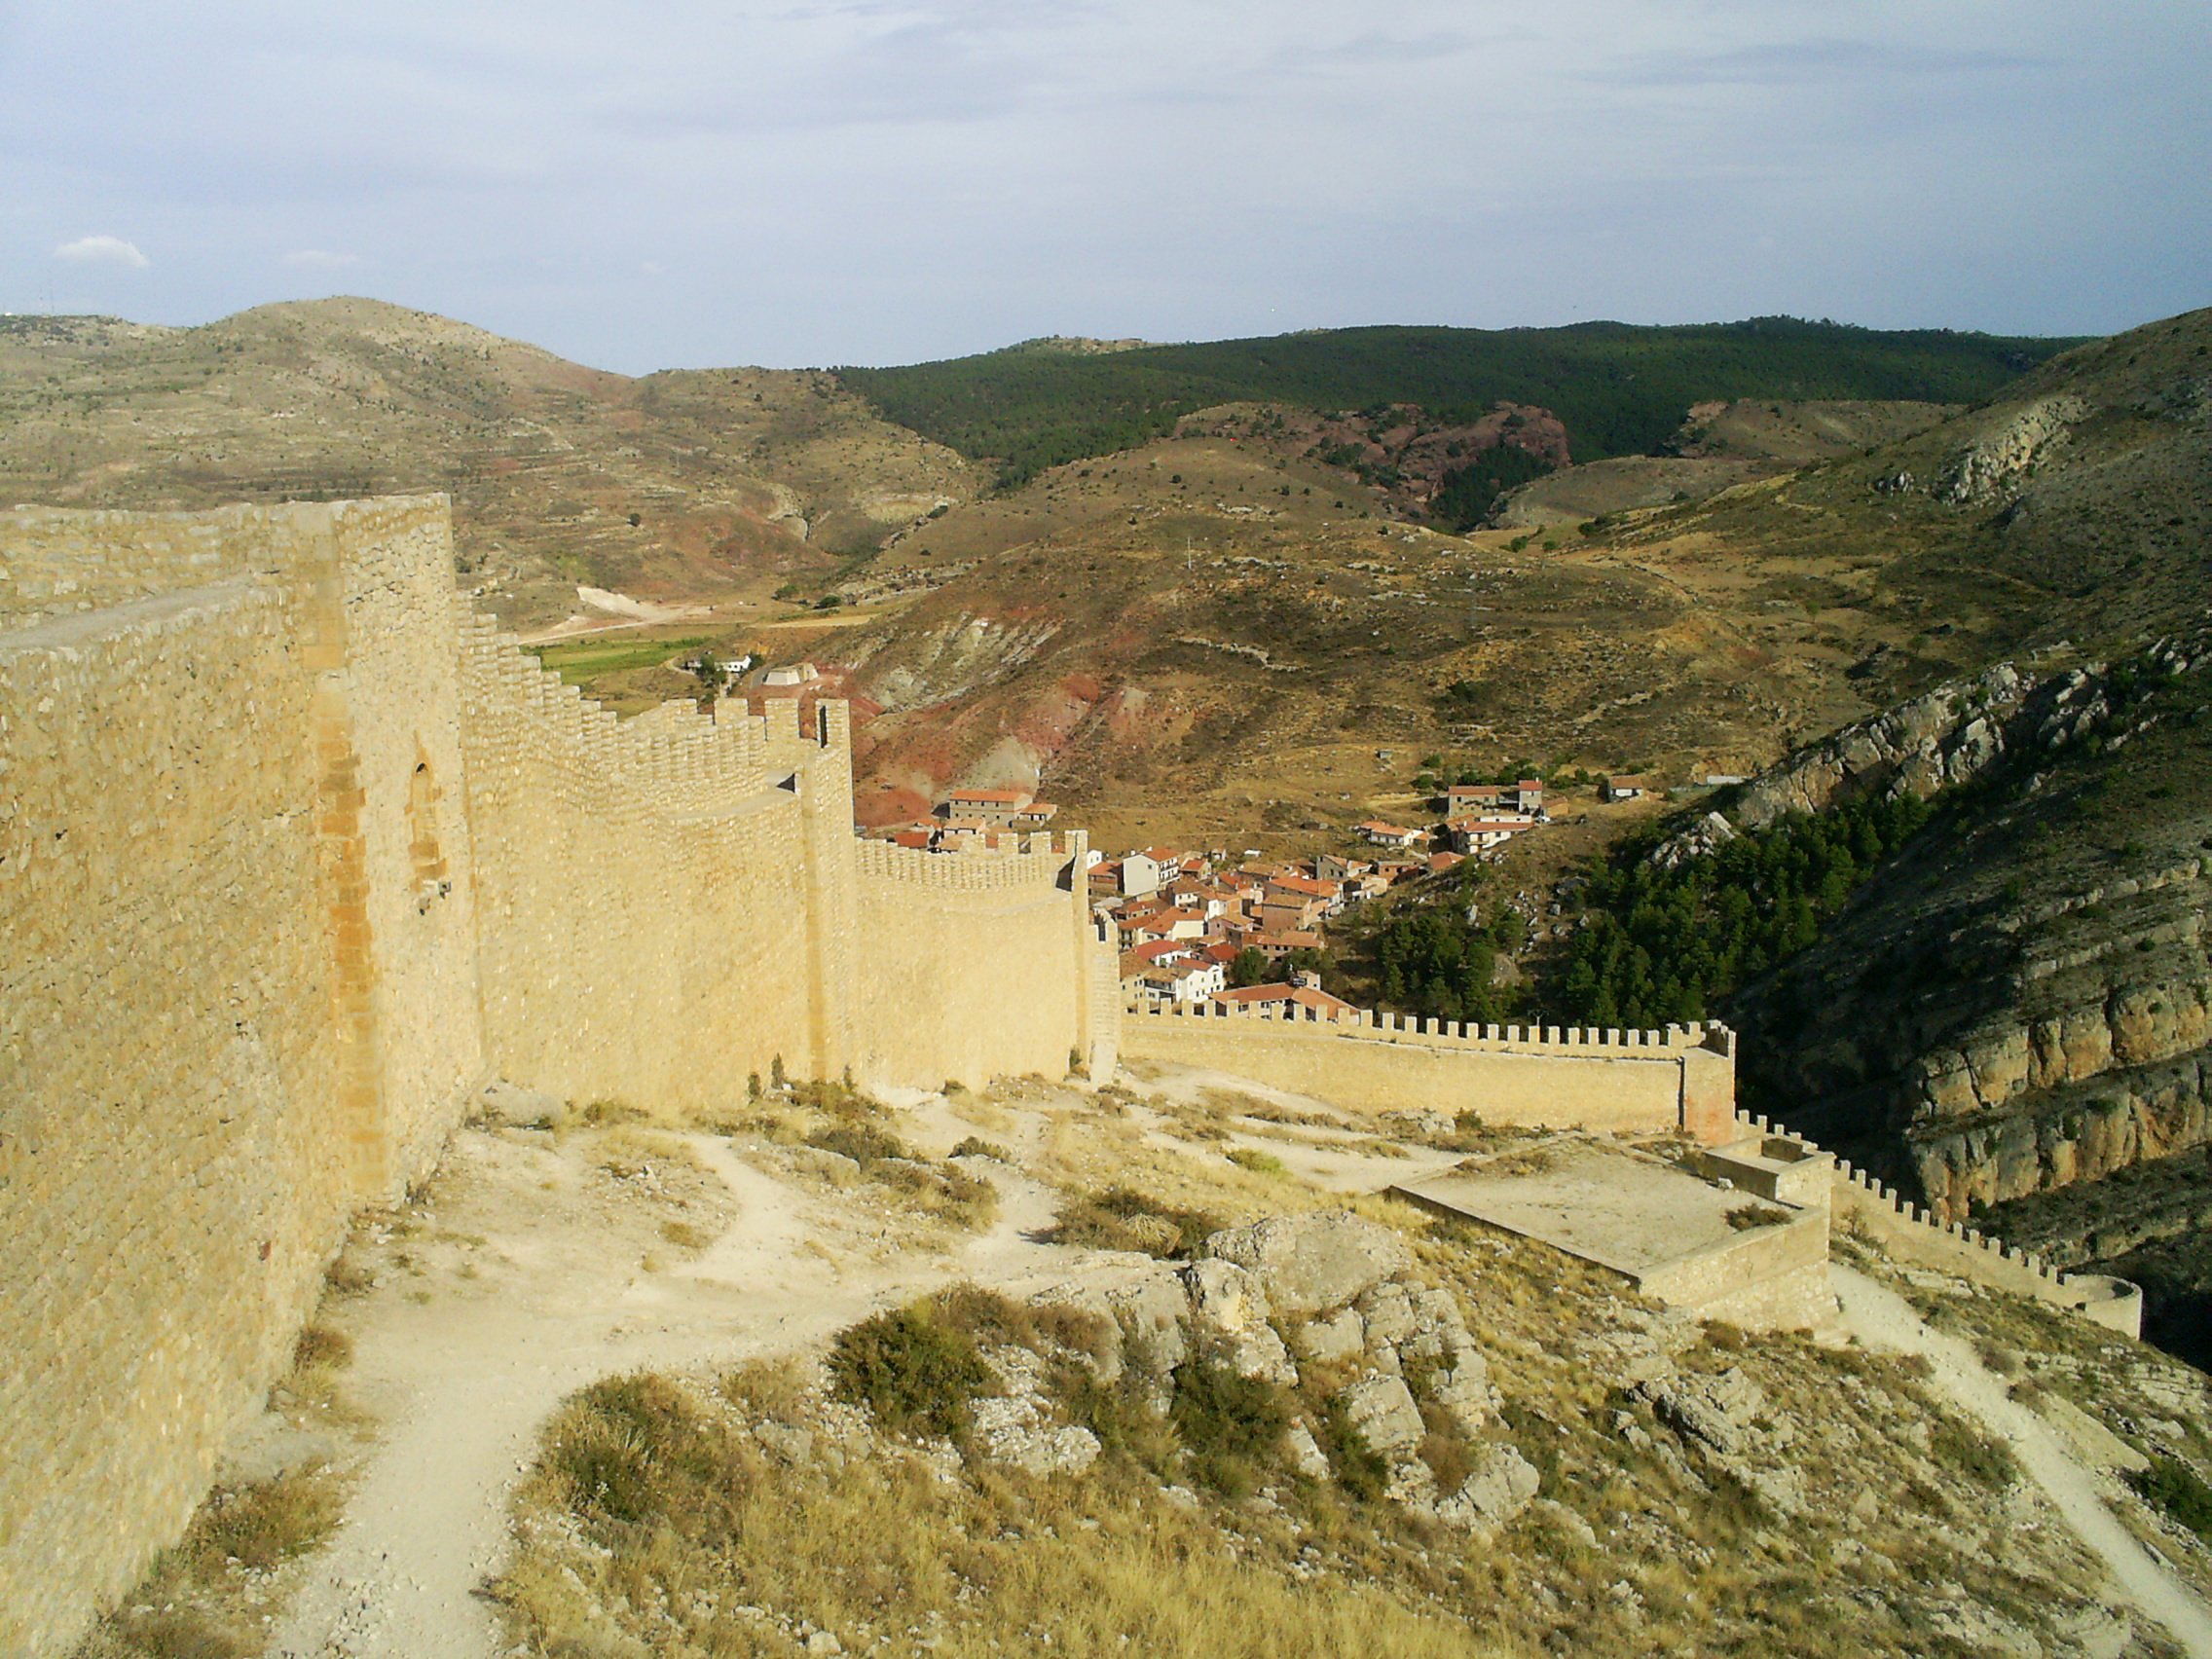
[855,828,1093,892]
[743,693,854,757]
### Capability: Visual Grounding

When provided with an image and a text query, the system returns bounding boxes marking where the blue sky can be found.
[3,0,2205,372]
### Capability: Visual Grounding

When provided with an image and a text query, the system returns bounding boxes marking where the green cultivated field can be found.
[526,633,712,686]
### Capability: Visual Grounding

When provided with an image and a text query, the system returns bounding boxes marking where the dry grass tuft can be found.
[1224,1146,1288,1176]
[290,1323,352,1371]
[1046,1187,1223,1259]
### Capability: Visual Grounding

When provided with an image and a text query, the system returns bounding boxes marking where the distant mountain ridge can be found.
[838,316,2084,487]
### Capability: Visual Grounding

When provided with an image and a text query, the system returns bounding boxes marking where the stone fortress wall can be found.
[1122,999,1741,1144]
[0,501,489,1656]
[0,498,1115,1655]
[851,835,1111,1089]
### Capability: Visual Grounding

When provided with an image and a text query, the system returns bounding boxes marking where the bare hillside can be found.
[0,300,975,629]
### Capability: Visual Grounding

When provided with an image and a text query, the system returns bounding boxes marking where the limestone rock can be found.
[2051,1604,2132,1659]
[969,1351,1101,1477]
[1179,1258,1297,1382]
[1220,1325,1299,1385]
[1182,1258,1271,1334]
[1384,1453,1440,1515]
[1337,1375,1425,1455]
[1201,1211,1411,1315]
[1286,1420,1332,1481]
[1436,1444,1540,1532]
[1355,1280,1420,1348]
[974,1414,1101,1477]
[1636,1367,1768,1457]
[1292,1308,1364,1363]
[1740,1463,1808,1519]
[1107,1272,1190,1377]
[1936,395,2089,504]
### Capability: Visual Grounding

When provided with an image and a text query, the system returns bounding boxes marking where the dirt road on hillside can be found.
[1832,1263,2212,1659]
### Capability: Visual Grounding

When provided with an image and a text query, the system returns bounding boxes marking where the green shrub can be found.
[1930,1418,2017,1489]
[807,1121,909,1169]
[1170,1348,1291,1497]
[828,1305,991,1438]
[2130,1456,2212,1540]
[1315,1396,1390,1502]
[1046,1186,1222,1259]
[1226,1147,1287,1176]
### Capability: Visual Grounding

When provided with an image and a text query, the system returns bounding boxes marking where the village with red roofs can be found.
[863,768,1676,1014]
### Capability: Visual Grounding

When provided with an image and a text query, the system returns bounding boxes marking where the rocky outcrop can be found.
[1200,1209,1412,1313]
[1652,648,2186,866]
[1037,1211,1530,1531]
[1936,395,2090,504]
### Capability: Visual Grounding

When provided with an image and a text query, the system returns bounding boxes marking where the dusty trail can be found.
[1831,1264,2212,1659]
[269,1125,1086,1659]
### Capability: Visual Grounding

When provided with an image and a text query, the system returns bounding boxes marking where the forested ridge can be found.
[1365,791,1936,1030]
[1550,793,1936,1029]
[838,318,2077,487]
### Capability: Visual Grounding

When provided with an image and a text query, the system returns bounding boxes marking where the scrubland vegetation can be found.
[490,1167,2150,1659]
[841,319,2071,487]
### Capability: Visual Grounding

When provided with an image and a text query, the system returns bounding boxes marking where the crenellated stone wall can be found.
[1121,1000,1739,1143]
[0,498,1111,1655]
[851,834,1116,1088]
[456,610,828,1108]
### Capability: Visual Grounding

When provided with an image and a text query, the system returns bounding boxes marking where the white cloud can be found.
[640,260,663,276]
[282,248,358,268]
[54,234,149,269]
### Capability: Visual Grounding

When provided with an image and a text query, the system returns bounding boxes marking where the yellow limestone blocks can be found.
[0,499,1111,1654]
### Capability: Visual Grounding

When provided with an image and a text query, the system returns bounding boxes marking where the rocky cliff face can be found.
[1715,630,2212,1236]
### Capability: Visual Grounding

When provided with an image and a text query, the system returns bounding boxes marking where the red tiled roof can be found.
[1214,984,1359,1016]
[1129,939,1193,964]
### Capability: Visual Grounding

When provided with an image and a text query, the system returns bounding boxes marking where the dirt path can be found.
[1831,1263,2212,1658]
[269,1124,1090,1659]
